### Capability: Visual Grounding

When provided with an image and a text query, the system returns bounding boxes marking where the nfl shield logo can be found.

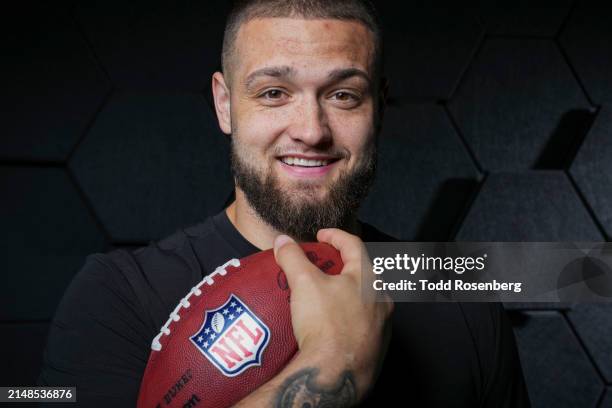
[190,294,270,376]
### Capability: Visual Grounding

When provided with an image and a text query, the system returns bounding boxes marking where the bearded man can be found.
[39,1,530,407]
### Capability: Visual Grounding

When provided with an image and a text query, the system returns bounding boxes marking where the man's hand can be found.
[235,229,393,407]
[275,228,393,400]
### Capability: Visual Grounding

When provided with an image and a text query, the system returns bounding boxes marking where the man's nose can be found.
[289,97,331,146]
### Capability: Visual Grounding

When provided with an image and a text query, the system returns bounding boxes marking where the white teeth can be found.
[281,157,330,167]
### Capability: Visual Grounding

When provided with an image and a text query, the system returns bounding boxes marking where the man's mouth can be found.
[276,155,341,178]
[279,157,334,167]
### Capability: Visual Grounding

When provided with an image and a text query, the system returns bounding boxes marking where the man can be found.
[39,1,530,406]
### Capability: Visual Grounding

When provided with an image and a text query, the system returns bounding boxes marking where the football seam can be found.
[150,258,241,351]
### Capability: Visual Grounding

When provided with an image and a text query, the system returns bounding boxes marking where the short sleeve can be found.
[38,253,157,407]
[460,303,532,408]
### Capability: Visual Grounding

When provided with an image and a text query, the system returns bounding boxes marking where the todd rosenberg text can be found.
[373,279,523,293]
[368,253,523,295]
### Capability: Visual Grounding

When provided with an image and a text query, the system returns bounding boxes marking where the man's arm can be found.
[38,253,153,407]
[459,303,531,408]
[235,352,357,407]
[480,304,531,407]
[235,229,393,407]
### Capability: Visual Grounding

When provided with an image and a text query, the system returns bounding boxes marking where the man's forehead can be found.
[233,17,375,79]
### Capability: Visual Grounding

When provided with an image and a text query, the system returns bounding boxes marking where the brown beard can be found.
[230,141,377,241]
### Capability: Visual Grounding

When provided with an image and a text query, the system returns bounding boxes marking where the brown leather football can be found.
[137,242,343,408]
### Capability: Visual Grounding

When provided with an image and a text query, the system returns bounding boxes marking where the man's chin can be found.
[276,171,336,187]
[232,143,376,240]
[278,187,331,204]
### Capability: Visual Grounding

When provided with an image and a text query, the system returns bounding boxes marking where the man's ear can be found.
[212,71,232,135]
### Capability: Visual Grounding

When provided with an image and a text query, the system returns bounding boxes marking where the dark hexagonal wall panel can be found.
[476,0,573,36]
[449,38,592,171]
[567,304,612,384]
[1,2,109,162]
[0,167,107,320]
[602,388,612,408]
[560,3,612,104]
[456,172,603,241]
[75,0,232,90]
[570,106,612,239]
[69,92,233,242]
[0,323,49,386]
[513,312,603,408]
[372,0,483,102]
[359,104,480,240]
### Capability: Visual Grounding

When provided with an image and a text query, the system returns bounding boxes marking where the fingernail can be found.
[274,234,294,253]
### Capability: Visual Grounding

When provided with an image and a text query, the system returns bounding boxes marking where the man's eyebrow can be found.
[327,68,371,85]
[244,66,295,90]
[244,66,371,91]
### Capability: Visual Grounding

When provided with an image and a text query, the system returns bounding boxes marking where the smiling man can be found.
[213,8,391,405]
[39,1,530,407]
[216,14,381,245]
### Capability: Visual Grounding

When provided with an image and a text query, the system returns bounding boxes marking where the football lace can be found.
[151,258,241,351]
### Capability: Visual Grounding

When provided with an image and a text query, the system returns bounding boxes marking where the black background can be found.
[2,1,612,406]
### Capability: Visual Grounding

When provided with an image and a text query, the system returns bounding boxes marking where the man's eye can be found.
[332,92,358,102]
[260,89,285,99]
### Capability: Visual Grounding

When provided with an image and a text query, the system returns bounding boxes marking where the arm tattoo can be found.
[274,367,357,408]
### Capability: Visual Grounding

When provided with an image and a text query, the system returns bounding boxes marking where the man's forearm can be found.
[234,353,358,408]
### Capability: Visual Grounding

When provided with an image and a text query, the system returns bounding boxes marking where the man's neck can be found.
[225,189,361,250]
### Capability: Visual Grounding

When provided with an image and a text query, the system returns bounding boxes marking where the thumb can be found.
[273,235,317,290]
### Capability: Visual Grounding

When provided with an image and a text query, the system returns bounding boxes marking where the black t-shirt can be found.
[39,211,530,407]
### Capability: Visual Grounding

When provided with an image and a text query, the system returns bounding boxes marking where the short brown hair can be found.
[221,0,383,86]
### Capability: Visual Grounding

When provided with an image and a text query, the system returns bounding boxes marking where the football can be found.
[137,242,344,408]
